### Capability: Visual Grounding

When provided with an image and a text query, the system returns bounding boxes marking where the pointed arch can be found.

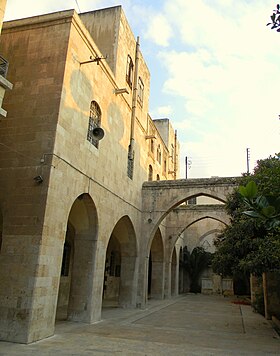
[148,228,164,300]
[56,193,98,322]
[103,215,138,308]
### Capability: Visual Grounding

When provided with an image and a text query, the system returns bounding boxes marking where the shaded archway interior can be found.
[56,193,98,322]
[148,228,164,300]
[103,215,137,308]
[149,193,226,246]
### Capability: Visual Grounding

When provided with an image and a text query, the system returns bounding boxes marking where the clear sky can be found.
[4,0,280,178]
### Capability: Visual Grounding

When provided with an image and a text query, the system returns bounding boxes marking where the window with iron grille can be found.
[126,55,134,88]
[0,56,9,78]
[87,101,101,148]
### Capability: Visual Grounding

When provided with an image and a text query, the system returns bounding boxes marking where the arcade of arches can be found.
[0,177,239,343]
[54,178,237,324]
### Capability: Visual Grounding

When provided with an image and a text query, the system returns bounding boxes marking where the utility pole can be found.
[185,156,192,179]
[174,130,177,180]
[246,148,250,174]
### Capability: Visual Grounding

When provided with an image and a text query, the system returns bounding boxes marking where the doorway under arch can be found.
[103,215,137,308]
[56,193,98,322]
[147,228,164,300]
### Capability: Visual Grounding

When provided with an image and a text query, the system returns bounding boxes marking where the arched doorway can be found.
[103,216,137,308]
[56,193,98,322]
[147,228,164,300]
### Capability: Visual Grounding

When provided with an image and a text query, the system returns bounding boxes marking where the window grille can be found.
[87,101,101,148]
[0,56,8,78]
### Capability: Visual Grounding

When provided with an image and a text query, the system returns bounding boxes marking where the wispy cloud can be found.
[144,14,173,47]
[152,105,173,117]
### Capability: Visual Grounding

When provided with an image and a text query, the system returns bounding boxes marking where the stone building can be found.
[0,6,180,343]
[0,0,12,118]
[0,4,242,345]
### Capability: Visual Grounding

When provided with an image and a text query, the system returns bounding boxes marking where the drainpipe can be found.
[128,36,140,160]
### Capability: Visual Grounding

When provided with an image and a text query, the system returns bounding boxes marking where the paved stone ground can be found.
[0,294,279,355]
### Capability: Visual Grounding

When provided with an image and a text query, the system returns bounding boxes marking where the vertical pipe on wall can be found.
[128,36,140,160]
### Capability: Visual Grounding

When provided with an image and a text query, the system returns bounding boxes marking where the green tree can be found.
[212,153,280,276]
[182,246,212,293]
[239,180,280,230]
[267,4,280,32]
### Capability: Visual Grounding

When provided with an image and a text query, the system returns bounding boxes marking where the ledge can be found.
[0,75,13,90]
[142,176,242,189]
[0,107,7,117]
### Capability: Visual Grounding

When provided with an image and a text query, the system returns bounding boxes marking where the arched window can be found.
[156,174,160,181]
[148,165,153,181]
[87,101,101,148]
[126,55,134,88]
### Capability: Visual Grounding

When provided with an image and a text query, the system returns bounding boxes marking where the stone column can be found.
[263,272,280,320]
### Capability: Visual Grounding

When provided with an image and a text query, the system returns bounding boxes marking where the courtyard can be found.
[0,294,279,355]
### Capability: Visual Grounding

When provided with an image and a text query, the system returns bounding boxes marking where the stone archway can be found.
[103,215,137,308]
[199,229,223,253]
[182,217,226,254]
[142,177,239,246]
[56,193,98,322]
[147,228,164,300]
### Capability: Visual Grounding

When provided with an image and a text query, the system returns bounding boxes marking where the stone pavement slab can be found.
[0,294,279,355]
